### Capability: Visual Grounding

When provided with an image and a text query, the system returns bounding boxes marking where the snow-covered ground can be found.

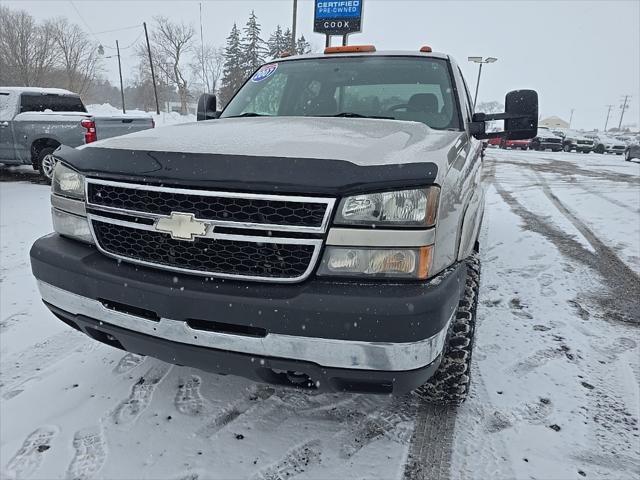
[0,150,638,479]
[86,103,196,127]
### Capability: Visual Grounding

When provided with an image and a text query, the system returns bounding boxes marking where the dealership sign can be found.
[314,1,363,35]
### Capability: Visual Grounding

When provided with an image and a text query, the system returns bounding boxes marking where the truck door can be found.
[0,92,16,162]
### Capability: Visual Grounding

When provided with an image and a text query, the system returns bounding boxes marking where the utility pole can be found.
[569,108,574,128]
[116,40,125,114]
[98,42,126,114]
[291,0,298,54]
[618,95,631,130]
[604,104,614,132]
[199,3,207,92]
[144,22,160,115]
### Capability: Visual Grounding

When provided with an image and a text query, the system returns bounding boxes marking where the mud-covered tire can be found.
[414,254,481,405]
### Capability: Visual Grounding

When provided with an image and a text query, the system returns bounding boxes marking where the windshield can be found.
[19,94,86,113]
[221,56,462,130]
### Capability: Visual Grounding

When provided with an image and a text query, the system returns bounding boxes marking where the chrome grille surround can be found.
[85,178,335,283]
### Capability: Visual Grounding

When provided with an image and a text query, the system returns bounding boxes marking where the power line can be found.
[68,1,99,42]
[94,25,141,35]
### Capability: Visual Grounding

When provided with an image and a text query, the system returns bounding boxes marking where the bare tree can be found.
[190,44,224,94]
[50,18,101,95]
[0,6,58,85]
[139,16,195,114]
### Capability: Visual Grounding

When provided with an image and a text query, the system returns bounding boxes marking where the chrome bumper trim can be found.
[37,281,449,372]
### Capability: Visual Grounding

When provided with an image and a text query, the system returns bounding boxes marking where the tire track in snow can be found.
[2,426,58,480]
[492,178,640,324]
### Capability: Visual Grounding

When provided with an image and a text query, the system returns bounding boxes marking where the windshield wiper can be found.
[226,112,270,118]
[319,112,396,120]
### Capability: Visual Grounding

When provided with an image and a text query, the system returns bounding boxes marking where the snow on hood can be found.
[84,116,463,167]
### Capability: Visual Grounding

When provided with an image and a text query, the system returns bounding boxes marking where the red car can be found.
[500,138,531,150]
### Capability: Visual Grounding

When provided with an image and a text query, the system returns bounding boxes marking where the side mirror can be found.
[504,90,538,140]
[470,89,538,140]
[197,93,220,121]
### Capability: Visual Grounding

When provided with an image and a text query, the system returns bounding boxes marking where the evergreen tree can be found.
[296,35,311,55]
[267,25,288,59]
[283,28,294,55]
[219,23,245,107]
[241,11,267,75]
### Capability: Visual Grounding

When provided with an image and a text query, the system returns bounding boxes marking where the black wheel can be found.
[595,144,605,154]
[414,254,481,405]
[520,146,528,151]
[563,144,571,152]
[36,147,58,183]
[626,150,631,161]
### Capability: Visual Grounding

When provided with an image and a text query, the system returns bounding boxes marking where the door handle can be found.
[0,121,9,127]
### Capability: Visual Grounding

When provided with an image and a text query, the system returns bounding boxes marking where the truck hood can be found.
[83,116,462,167]
[61,117,466,195]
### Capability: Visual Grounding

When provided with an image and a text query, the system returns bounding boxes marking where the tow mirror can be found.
[197,93,220,121]
[470,89,538,140]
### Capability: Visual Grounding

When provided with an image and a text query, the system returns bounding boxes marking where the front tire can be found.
[563,144,571,152]
[595,144,605,154]
[37,147,58,183]
[414,254,480,405]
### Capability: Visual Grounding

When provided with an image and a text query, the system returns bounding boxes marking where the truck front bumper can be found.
[30,234,466,394]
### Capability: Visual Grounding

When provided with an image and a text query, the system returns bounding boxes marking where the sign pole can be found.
[342,34,348,46]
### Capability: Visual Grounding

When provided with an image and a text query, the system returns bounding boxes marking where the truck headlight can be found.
[50,163,93,243]
[52,163,85,200]
[334,187,439,227]
[317,246,432,279]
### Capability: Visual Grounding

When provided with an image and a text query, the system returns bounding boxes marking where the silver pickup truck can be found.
[0,87,154,180]
[31,46,538,402]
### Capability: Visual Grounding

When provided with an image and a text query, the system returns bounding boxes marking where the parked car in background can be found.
[625,142,640,161]
[0,87,154,180]
[530,126,563,151]
[500,138,531,150]
[486,136,502,147]
[557,129,595,153]
[585,133,626,155]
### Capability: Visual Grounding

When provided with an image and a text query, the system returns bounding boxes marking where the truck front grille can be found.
[85,179,333,283]
[88,182,328,229]
[92,221,316,279]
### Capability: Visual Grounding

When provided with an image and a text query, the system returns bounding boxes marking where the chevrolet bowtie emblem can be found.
[155,212,208,241]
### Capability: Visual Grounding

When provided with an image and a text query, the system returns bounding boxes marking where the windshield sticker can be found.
[252,63,278,82]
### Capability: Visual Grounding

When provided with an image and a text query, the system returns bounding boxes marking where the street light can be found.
[468,56,498,110]
[98,41,126,114]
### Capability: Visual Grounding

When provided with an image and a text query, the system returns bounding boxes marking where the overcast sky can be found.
[7,0,640,130]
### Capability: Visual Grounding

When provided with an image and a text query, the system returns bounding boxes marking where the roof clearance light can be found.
[420,46,433,53]
[324,45,376,54]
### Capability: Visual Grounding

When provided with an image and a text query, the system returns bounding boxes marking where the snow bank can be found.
[86,103,196,127]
